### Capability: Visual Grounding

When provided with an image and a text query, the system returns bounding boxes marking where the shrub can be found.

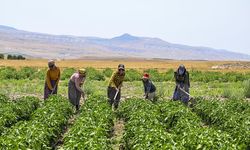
[61,68,75,80]
[144,69,166,82]
[102,68,113,78]
[85,67,105,81]
[124,69,141,81]
[17,67,37,80]
[32,68,46,80]
[243,80,250,98]
[0,67,18,79]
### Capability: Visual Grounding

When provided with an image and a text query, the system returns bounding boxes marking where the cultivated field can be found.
[1,59,250,72]
[0,59,249,149]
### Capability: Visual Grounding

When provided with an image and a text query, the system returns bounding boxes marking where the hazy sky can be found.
[1,0,250,55]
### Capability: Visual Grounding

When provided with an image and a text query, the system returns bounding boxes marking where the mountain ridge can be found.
[0,25,249,60]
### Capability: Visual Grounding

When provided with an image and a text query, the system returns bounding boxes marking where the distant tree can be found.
[12,55,17,59]
[7,54,25,60]
[7,54,12,59]
[17,55,25,60]
[0,54,4,59]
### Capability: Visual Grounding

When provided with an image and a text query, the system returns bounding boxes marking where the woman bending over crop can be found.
[68,69,86,111]
[44,60,60,100]
[173,64,190,104]
[142,73,156,101]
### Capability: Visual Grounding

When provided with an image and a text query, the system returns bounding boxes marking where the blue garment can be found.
[142,80,156,93]
[173,82,189,103]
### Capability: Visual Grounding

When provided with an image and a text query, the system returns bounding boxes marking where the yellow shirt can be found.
[46,67,60,90]
[108,71,125,88]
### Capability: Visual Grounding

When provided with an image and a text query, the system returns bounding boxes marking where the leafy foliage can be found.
[0,95,40,135]
[102,68,113,78]
[124,69,141,81]
[62,94,114,149]
[193,98,250,149]
[0,95,73,149]
[119,98,240,149]
[243,79,250,98]
[85,67,105,81]
[61,68,75,80]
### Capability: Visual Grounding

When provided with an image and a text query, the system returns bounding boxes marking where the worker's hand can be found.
[51,86,56,93]
[177,84,181,89]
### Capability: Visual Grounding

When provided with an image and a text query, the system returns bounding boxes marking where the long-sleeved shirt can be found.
[108,71,125,88]
[46,67,60,90]
[142,80,156,93]
[70,73,85,93]
[174,71,190,87]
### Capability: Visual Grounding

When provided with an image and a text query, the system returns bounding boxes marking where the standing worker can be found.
[107,64,126,110]
[142,73,156,101]
[44,60,60,100]
[173,64,190,104]
[68,69,86,111]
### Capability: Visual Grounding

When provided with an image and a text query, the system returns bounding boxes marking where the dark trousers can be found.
[44,80,57,100]
[107,87,121,109]
[173,82,189,104]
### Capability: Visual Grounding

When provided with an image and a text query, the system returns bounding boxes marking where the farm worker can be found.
[173,64,190,104]
[107,64,125,110]
[44,60,60,100]
[68,69,86,111]
[142,73,156,101]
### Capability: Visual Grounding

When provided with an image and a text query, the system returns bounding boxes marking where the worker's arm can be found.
[56,68,61,85]
[75,78,84,93]
[117,81,123,90]
[174,72,180,88]
[46,70,53,90]
[109,72,118,88]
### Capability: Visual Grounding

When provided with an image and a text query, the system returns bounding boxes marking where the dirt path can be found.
[111,118,125,150]
[52,112,79,149]
[52,99,85,149]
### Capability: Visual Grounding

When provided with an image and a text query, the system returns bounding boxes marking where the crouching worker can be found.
[68,69,86,111]
[44,60,60,100]
[142,73,156,101]
[173,64,190,104]
[107,64,125,110]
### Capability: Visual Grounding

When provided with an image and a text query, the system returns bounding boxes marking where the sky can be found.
[1,0,250,55]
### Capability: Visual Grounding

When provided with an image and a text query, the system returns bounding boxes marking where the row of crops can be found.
[0,92,249,149]
[0,95,73,149]
[0,94,40,135]
[118,98,250,149]
[193,98,250,148]
[61,94,114,149]
[1,66,250,82]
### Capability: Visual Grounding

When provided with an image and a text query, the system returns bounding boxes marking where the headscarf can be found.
[78,68,86,75]
[178,64,186,75]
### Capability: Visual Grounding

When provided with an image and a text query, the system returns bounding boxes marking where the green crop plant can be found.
[62,94,114,149]
[243,79,250,98]
[0,96,40,135]
[102,68,113,78]
[61,68,75,80]
[192,98,250,149]
[0,95,73,149]
[118,99,178,149]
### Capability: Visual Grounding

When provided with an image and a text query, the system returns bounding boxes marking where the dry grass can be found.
[0,59,249,72]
